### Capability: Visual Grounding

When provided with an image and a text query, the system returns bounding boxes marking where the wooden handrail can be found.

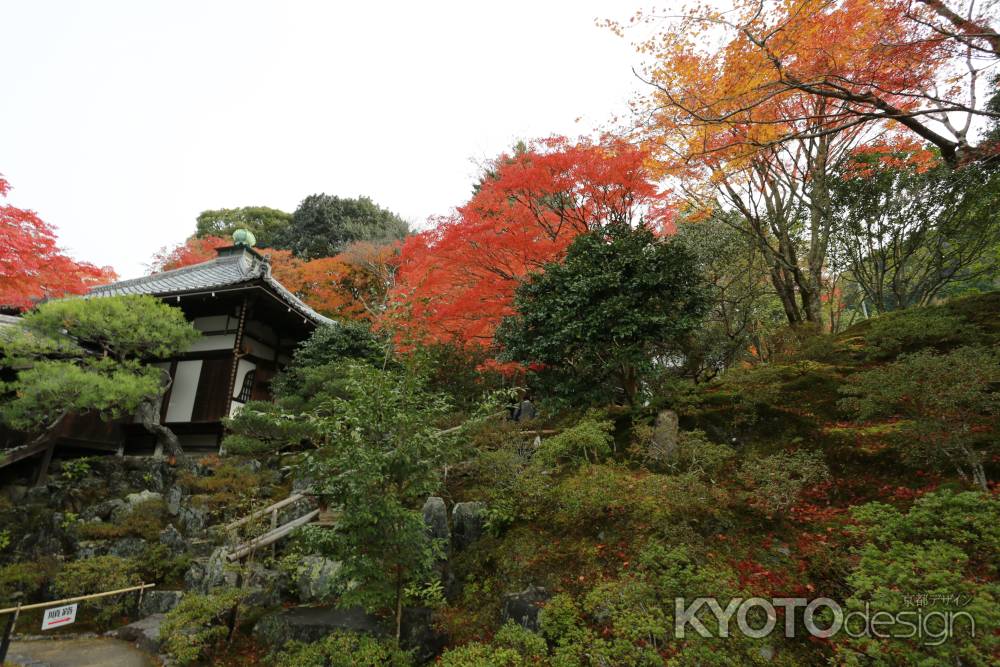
[223,493,307,532]
[0,583,156,615]
[226,509,320,561]
[0,440,50,469]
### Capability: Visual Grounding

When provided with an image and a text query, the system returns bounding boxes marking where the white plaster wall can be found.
[243,336,275,360]
[192,315,232,332]
[187,333,236,352]
[165,360,203,423]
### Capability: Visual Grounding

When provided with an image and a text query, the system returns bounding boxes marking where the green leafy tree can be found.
[673,214,786,376]
[0,295,199,456]
[830,157,1000,313]
[496,223,709,406]
[840,346,999,490]
[224,321,391,455]
[297,362,452,642]
[278,194,409,259]
[194,206,292,247]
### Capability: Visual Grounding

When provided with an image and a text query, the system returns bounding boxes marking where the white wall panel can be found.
[165,360,203,423]
[187,333,236,352]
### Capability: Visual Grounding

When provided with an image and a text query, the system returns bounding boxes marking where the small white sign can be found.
[41,603,77,630]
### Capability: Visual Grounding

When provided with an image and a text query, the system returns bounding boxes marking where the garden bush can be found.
[53,555,141,628]
[832,490,1000,665]
[738,450,830,517]
[270,630,414,667]
[857,307,980,359]
[536,415,614,466]
[75,499,167,541]
[160,588,242,666]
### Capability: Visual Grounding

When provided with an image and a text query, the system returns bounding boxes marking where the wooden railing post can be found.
[0,603,20,664]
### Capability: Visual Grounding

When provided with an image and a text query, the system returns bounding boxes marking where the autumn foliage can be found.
[149,234,399,321]
[0,175,114,311]
[388,136,675,347]
[149,235,231,273]
[620,0,998,167]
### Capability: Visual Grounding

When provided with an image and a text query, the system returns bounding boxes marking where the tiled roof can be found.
[0,314,21,328]
[90,248,334,326]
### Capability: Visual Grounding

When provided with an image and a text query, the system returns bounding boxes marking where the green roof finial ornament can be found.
[232,229,257,248]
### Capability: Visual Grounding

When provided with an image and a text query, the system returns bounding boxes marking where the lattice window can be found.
[235,369,255,403]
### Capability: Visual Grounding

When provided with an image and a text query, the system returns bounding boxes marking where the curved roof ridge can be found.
[88,248,333,327]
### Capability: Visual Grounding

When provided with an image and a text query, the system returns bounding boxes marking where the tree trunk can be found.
[136,368,183,459]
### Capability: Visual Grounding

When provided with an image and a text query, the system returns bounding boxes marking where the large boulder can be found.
[184,547,237,593]
[502,585,549,632]
[254,606,387,648]
[82,498,127,522]
[422,497,449,546]
[294,556,343,603]
[177,502,209,534]
[139,590,184,616]
[111,613,165,654]
[165,486,183,516]
[107,537,148,559]
[124,490,163,510]
[401,607,448,663]
[158,524,186,555]
[651,409,679,461]
[451,502,487,552]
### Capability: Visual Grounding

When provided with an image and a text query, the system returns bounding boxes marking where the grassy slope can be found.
[438,292,1000,663]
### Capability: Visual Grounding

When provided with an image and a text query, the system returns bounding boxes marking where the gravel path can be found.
[5,637,156,666]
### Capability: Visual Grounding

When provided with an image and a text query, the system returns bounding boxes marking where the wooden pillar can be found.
[0,604,20,663]
[221,297,249,454]
[34,441,56,486]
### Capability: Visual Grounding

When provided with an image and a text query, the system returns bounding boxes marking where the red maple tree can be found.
[0,175,114,311]
[387,136,676,347]
[148,235,231,272]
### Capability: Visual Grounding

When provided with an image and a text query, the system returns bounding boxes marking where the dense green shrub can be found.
[537,416,614,466]
[526,546,792,666]
[839,345,998,490]
[476,442,551,534]
[634,427,735,478]
[134,543,192,586]
[179,460,280,518]
[858,307,980,359]
[59,457,94,481]
[738,450,829,517]
[53,555,141,628]
[271,631,414,667]
[160,589,242,666]
[497,223,709,407]
[0,558,59,606]
[550,465,731,535]
[832,491,1000,665]
[75,499,168,541]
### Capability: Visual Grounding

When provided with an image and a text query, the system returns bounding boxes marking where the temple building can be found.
[82,238,331,453]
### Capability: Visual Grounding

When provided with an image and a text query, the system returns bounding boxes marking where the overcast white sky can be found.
[0,0,652,279]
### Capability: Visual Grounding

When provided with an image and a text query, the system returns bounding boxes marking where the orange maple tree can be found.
[618,0,998,167]
[0,175,114,311]
[387,136,675,347]
[276,242,400,320]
